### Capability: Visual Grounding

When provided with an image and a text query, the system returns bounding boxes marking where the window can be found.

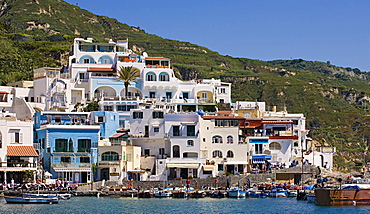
[149,91,156,98]
[227,136,233,144]
[187,140,194,147]
[220,88,226,93]
[80,156,90,163]
[269,142,282,150]
[104,106,113,111]
[154,127,159,132]
[83,58,90,63]
[117,105,127,111]
[55,116,61,123]
[119,119,125,128]
[61,156,71,163]
[159,73,169,81]
[78,139,91,152]
[182,92,189,99]
[144,149,150,156]
[97,116,105,123]
[173,145,180,158]
[255,144,263,155]
[187,125,195,136]
[218,164,224,171]
[146,72,156,81]
[133,112,143,119]
[0,131,2,148]
[212,150,223,158]
[165,92,172,99]
[202,92,207,99]
[152,111,164,118]
[227,150,234,158]
[55,139,72,152]
[144,126,149,137]
[212,135,223,144]
[102,151,119,161]
[173,126,180,136]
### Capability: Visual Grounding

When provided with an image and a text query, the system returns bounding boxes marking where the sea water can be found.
[1,197,369,214]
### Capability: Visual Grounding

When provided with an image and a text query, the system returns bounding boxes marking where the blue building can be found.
[34,111,119,183]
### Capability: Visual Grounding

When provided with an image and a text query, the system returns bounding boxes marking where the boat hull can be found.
[315,188,370,206]
[5,196,59,204]
[228,190,246,198]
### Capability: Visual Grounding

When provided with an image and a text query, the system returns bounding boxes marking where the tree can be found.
[117,66,140,98]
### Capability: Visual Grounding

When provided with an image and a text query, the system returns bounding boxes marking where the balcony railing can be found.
[52,163,91,168]
[5,162,37,168]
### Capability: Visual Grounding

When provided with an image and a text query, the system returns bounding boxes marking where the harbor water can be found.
[1,197,370,214]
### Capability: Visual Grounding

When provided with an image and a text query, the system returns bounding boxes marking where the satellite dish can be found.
[143,52,148,57]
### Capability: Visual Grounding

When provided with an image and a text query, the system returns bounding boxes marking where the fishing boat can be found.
[4,196,59,204]
[248,190,267,198]
[154,190,172,197]
[306,194,316,203]
[211,191,227,198]
[172,191,187,198]
[268,188,288,197]
[228,188,246,198]
[138,190,154,198]
[189,190,206,198]
[315,186,370,206]
[286,190,298,197]
[23,193,72,200]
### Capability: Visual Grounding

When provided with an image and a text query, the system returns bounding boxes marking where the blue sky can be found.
[65,0,370,71]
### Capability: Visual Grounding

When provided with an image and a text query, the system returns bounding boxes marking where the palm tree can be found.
[117,66,140,99]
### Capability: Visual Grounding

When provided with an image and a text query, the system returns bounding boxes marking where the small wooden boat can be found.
[172,191,187,198]
[189,190,206,198]
[228,188,246,198]
[248,190,267,198]
[138,190,154,198]
[23,193,72,200]
[268,188,288,197]
[211,191,227,198]
[4,196,59,204]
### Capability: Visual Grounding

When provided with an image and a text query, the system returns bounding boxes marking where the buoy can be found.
[352,201,356,206]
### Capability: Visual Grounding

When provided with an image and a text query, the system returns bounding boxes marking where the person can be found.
[11,178,15,190]
[226,179,230,190]
[246,179,251,189]
[186,179,191,190]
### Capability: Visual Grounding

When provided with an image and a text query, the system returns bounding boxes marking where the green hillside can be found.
[1,0,369,171]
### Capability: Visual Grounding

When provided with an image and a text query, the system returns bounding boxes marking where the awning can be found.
[127,170,145,173]
[53,168,91,172]
[0,91,9,94]
[252,156,272,159]
[252,159,266,164]
[167,163,199,169]
[7,146,38,157]
[203,165,214,171]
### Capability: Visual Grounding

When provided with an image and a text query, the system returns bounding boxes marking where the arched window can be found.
[227,136,233,144]
[227,150,234,158]
[98,56,113,64]
[159,72,169,81]
[212,150,223,158]
[78,55,95,64]
[173,145,180,158]
[146,72,156,81]
[102,151,119,161]
[212,135,223,144]
[269,142,282,150]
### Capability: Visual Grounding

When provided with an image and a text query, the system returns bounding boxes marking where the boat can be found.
[154,190,172,197]
[228,188,246,198]
[286,190,298,197]
[172,191,187,198]
[189,190,206,198]
[268,188,288,197]
[138,190,154,198]
[306,194,316,203]
[211,191,227,198]
[4,196,59,204]
[23,193,72,200]
[315,186,370,206]
[248,190,267,198]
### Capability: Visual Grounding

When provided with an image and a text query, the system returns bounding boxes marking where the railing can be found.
[52,163,91,168]
[6,162,37,167]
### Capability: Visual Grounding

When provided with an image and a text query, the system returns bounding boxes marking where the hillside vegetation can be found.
[1,0,370,171]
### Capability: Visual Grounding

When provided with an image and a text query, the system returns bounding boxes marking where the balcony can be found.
[52,163,91,168]
[5,162,37,168]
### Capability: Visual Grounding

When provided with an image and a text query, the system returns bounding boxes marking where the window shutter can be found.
[19,133,23,143]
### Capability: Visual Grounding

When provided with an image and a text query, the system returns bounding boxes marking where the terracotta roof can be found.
[88,67,115,72]
[7,146,38,157]
[202,116,245,120]
[261,121,293,124]
[218,110,232,114]
[145,57,165,60]
[110,133,128,138]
